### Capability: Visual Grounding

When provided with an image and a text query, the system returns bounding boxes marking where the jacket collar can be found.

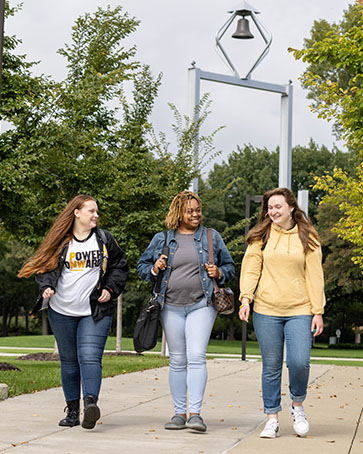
[172,224,204,241]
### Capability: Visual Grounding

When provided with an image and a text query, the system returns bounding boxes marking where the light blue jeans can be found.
[160,298,217,415]
[253,312,313,414]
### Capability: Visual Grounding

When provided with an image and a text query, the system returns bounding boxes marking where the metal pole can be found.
[41,311,48,335]
[242,194,262,361]
[241,321,247,361]
[241,194,251,361]
[0,0,5,98]
[115,293,123,352]
[188,66,201,193]
[297,190,309,217]
[279,81,293,188]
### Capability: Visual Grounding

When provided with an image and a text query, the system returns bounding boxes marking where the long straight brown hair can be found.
[18,195,96,278]
[247,188,320,253]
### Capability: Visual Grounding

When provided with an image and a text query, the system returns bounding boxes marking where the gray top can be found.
[165,232,204,306]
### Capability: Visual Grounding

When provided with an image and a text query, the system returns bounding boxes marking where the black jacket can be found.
[33,227,129,321]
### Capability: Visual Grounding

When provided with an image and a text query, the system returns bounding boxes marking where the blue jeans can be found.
[160,298,217,415]
[48,306,112,402]
[253,312,313,414]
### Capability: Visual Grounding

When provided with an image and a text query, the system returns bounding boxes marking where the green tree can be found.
[297,3,362,139]
[0,239,38,336]
[289,3,363,271]
[0,5,202,285]
[316,203,363,342]
[199,142,355,340]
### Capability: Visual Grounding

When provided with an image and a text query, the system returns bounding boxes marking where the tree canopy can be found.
[289,2,363,271]
[0,4,206,284]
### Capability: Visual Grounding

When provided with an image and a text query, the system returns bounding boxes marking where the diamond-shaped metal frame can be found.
[215,8,272,80]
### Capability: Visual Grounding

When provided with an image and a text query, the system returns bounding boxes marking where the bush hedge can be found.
[328,343,363,350]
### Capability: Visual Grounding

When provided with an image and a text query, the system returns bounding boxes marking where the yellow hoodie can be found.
[239,223,325,316]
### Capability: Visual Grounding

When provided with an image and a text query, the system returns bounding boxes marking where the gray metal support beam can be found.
[188,67,201,193]
[298,189,309,217]
[279,82,293,189]
[198,69,288,95]
[188,66,293,194]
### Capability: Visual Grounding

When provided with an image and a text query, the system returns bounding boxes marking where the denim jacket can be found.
[137,225,235,308]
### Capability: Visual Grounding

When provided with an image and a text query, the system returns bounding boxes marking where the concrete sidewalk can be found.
[0,360,361,453]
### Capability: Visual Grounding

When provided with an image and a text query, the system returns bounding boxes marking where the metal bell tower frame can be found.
[189,1,293,193]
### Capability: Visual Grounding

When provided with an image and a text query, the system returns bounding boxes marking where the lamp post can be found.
[242,194,262,360]
[189,1,293,193]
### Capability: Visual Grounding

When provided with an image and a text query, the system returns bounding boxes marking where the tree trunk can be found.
[226,318,236,341]
[41,311,48,335]
[354,325,361,344]
[53,339,59,356]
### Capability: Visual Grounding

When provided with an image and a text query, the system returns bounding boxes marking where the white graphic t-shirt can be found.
[49,233,101,316]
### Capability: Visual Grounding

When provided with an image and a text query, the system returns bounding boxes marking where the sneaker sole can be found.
[164,425,186,430]
[295,431,309,438]
[260,432,280,439]
[186,424,207,432]
[59,420,80,427]
[82,406,100,430]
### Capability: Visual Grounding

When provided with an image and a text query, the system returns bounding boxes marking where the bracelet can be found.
[239,303,250,309]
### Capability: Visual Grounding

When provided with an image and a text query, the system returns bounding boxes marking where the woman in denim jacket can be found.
[137,191,234,432]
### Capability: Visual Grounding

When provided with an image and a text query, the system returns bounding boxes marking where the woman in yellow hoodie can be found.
[239,187,325,439]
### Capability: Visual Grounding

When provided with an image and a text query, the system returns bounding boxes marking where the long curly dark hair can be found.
[165,191,202,230]
[247,187,319,253]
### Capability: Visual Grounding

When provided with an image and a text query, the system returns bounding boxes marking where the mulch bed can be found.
[0,352,140,371]
[0,362,21,371]
[15,351,137,362]
[17,352,60,361]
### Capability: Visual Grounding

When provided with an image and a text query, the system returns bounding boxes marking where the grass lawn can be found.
[0,354,169,397]
[0,335,362,358]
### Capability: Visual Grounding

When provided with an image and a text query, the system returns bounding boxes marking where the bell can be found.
[232,17,254,39]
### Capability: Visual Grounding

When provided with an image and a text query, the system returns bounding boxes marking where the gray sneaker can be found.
[186,415,207,432]
[164,414,187,430]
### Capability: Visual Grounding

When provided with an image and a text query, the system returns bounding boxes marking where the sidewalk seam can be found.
[348,405,363,454]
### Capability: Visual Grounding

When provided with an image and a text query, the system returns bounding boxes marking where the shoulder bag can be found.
[207,228,234,315]
[133,231,169,353]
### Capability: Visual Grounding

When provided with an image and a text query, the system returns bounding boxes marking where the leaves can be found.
[290,3,363,273]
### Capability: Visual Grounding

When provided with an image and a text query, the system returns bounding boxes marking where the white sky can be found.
[5,0,352,176]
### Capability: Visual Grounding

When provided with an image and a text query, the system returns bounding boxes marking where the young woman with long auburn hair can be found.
[19,194,129,430]
[239,187,325,439]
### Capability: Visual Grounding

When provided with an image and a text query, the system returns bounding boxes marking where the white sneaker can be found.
[260,418,280,438]
[290,404,309,437]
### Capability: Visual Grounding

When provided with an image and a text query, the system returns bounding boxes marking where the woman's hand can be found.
[205,263,221,279]
[152,254,168,275]
[42,288,54,299]
[238,298,250,322]
[311,314,324,337]
[98,289,111,303]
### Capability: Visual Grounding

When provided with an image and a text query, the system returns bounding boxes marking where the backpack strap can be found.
[154,231,169,295]
[207,228,214,264]
[207,228,220,293]
[98,228,107,244]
